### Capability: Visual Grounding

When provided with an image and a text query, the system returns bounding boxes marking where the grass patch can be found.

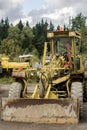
[0,74,38,84]
[0,77,14,84]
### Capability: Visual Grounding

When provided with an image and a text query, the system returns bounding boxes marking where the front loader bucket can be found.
[1,98,79,124]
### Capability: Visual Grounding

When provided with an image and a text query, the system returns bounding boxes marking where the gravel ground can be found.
[0,84,87,130]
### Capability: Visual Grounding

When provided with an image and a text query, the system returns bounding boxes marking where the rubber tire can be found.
[9,82,23,98]
[71,82,83,118]
[84,80,87,101]
[85,60,87,69]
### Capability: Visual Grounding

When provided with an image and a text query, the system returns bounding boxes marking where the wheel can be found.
[84,80,87,101]
[85,60,87,69]
[39,80,45,98]
[71,82,83,118]
[9,82,23,98]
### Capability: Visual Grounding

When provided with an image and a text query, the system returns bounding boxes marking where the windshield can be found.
[54,37,72,54]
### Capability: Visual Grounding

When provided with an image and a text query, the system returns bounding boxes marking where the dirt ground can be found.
[0,84,87,130]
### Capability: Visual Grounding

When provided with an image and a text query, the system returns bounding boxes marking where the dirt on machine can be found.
[1,30,87,124]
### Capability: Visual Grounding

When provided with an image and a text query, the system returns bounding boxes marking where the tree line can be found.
[0,13,87,61]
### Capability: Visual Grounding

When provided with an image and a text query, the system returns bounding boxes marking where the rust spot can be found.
[5,98,77,108]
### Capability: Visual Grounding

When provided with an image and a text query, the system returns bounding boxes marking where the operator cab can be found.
[46,30,83,73]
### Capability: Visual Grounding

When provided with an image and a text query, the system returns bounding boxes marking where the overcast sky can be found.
[0,0,87,27]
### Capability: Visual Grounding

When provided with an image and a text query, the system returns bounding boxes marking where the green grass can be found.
[0,76,37,84]
[0,77,14,84]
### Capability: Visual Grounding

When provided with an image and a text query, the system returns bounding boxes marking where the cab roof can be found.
[47,30,81,39]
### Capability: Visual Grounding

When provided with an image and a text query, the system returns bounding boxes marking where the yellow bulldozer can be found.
[1,30,86,123]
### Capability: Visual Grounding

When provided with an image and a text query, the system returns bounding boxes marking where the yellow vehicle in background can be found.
[0,54,33,77]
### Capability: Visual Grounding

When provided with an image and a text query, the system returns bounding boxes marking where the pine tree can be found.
[17,20,24,31]
[49,21,54,31]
